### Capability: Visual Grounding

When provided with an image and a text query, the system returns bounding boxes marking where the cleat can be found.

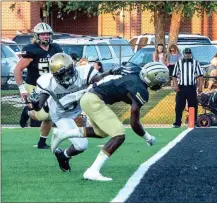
[19,106,30,128]
[51,128,65,153]
[146,136,156,146]
[54,148,71,172]
[38,143,50,149]
[83,168,112,181]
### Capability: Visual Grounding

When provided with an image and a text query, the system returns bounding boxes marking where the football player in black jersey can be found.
[51,62,169,181]
[14,22,63,149]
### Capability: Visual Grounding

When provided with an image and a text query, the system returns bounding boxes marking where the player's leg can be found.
[174,88,186,127]
[19,84,35,128]
[33,107,51,149]
[81,92,126,181]
[53,117,88,172]
[36,119,52,149]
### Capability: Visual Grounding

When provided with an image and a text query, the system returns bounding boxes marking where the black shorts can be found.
[168,64,175,77]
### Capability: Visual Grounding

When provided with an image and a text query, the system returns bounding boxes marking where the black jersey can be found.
[92,74,149,107]
[22,43,62,86]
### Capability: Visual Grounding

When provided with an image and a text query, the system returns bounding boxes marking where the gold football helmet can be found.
[49,53,78,88]
[139,62,169,90]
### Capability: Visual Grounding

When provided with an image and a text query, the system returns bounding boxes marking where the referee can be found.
[172,48,204,128]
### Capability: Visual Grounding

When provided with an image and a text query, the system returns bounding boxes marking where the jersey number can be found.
[38,62,49,75]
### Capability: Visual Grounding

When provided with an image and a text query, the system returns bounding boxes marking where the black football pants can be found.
[174,86,198,126]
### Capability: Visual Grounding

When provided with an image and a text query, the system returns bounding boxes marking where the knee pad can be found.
[71,138,88,152]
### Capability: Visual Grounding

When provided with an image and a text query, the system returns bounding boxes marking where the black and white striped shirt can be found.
[172,59,204,86]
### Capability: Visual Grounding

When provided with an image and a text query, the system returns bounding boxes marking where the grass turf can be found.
[2,127,185,202]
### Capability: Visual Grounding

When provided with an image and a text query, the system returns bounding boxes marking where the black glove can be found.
[28,89,41,110]
[109,66,123,75]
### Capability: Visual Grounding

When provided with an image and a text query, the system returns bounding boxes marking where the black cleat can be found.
[38,143,50,149]
[20,106,30,128]
[54,148,71,172]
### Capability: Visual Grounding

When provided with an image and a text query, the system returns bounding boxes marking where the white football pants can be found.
[55,117,88,151]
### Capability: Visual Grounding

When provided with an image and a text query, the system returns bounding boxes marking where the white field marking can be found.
[110,128,193,203]
[97,145,104,148]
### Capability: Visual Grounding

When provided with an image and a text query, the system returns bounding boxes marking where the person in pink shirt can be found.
[153,44,167,65]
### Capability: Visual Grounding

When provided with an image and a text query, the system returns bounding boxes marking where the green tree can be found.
[10,1,217,48]
[44,1,217,48]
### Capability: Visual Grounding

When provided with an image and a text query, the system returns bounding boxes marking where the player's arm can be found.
[130,97,145,137]
[91,71,111,83]
[14,58,33,100]
[14,58,32,85]
[91,66,123,83]
[30,91,49,111]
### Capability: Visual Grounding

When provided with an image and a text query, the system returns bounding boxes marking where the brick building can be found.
[1,1,217,41]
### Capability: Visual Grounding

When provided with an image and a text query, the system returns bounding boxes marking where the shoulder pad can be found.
[37,73,53,91]
[51,43,63,52]
[21,44,37,58]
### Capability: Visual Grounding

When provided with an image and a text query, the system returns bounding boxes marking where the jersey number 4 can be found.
[38,62,49,75]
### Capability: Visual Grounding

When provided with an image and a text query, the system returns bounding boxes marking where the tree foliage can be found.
[10,1,217,20]
[9,1,217,45]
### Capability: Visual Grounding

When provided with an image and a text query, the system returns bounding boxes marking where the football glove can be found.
[28,89,41,110]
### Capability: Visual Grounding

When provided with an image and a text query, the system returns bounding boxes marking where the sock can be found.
[64,150,70,158]
[89,150,109,172]
[38,135,47,146]
[143,131,152,141]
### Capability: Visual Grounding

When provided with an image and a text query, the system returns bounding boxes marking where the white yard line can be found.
[110,128,193,203]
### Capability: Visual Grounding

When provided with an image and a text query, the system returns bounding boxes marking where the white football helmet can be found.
[33,23,53,46]
[139,62,169,90]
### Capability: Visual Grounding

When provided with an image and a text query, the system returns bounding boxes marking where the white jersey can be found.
[36,64,98,122]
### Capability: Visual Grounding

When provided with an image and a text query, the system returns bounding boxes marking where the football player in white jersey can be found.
[30,53,113,172]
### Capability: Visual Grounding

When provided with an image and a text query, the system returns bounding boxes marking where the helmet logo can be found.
[156,73,168,83]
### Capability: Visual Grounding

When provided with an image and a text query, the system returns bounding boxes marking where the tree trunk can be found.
[154,7,165,47]
[167,8,183,51]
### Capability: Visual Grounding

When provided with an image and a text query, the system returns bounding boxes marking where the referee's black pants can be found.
[174,85,198,126]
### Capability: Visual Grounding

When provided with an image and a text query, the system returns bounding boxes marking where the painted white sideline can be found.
[110,128,193,203]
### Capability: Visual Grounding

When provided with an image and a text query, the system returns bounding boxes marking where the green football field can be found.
[2,127,185,202]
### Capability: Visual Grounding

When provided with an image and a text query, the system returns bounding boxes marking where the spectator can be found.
[70,53,78,66]
[207,53,217,91]
[93,61,104,73]
[172,48,204,128]
[77,58,89,66]
[167,44,182,85]
[153,44,167,65]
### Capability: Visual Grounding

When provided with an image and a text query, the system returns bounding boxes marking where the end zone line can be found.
[110,128,193,203]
